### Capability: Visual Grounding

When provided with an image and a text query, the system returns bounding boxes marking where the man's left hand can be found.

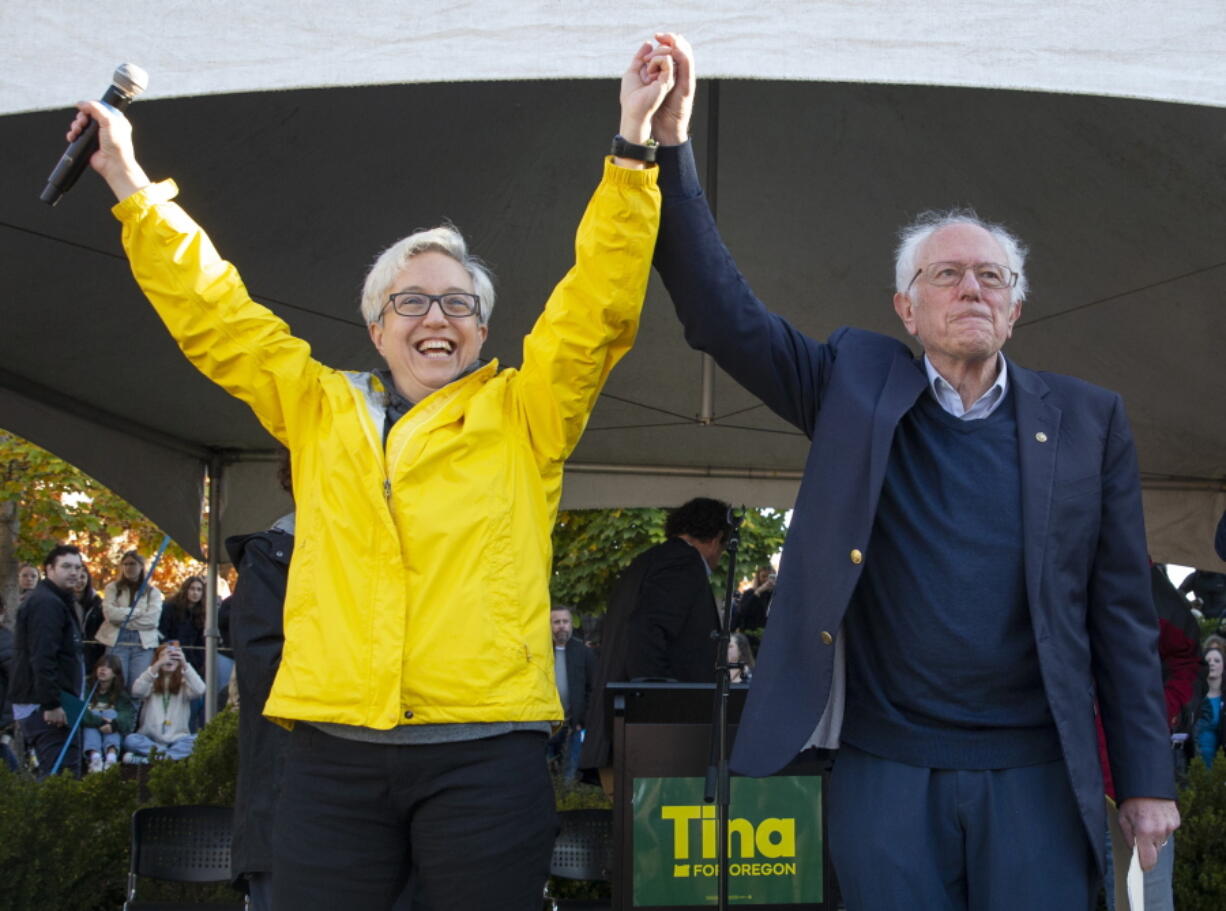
[650,33,695,145]
[1117,797,1180,871]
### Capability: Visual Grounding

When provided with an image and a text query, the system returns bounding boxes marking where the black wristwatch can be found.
[610,134,659,163]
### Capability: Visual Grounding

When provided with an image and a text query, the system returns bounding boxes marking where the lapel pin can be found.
[1035,432,1048,443]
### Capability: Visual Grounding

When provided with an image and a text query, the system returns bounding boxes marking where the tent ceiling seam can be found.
[1017,260,1226,329]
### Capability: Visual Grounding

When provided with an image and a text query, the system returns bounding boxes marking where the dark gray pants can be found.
[19,712,80,778]
[272,727,556,911]
[827,743,1097,911]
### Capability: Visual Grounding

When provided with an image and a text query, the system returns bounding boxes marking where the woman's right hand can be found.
[618,41,676,149]
[67,100,151,202]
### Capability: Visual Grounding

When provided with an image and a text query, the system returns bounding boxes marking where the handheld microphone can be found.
[40,63,149,206]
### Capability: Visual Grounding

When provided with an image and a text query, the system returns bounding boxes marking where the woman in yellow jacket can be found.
[70,39,679,911]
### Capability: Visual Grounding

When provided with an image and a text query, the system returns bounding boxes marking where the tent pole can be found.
[204,453,224,723]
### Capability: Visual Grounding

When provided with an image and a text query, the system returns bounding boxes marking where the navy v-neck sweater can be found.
[840,390,1061,769]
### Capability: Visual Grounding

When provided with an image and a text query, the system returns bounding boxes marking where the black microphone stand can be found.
[703,507,744,911]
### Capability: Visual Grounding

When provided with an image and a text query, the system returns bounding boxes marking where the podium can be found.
[606,682,831,910]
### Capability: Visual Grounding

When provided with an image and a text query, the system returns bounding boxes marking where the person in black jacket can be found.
[546,605,596,782]
[225,516,293,911]
[160,576,207,676]
[580,497,730,786]
[75,567,105,671]
[225,447,296,911]
[0,594,17,771]
[9,544,86,777]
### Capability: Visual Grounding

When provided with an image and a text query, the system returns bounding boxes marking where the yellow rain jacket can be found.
[113,159,660,728]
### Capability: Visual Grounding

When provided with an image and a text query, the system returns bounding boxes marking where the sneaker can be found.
[121,751,146,765]
[87,753,103,773]
[103,751,118,770]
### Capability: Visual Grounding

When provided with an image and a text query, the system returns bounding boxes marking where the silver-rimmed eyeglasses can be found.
[383,291,481,319]
[907,261,1018,292]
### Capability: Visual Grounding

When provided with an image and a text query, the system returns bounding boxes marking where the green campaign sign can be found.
[631,775,823,906]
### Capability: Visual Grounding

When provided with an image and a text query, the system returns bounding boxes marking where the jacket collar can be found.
[36,577,76,606]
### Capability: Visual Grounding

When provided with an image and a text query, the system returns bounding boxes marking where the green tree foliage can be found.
[550,506,789,620]
[551,508,667,618]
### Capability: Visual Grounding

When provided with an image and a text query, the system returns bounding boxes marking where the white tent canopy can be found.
[6,2,1226,113]
[3,1,1226,572]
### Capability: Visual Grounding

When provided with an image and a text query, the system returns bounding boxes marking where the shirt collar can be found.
[923,352,1009,421]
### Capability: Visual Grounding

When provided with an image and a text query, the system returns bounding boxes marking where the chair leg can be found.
[123,869,138,910]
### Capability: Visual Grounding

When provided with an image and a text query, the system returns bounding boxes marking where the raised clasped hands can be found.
[618,40,677,151]
[646,33,695,146]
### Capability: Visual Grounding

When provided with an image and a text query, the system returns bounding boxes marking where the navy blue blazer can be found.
[652,142,1175,856]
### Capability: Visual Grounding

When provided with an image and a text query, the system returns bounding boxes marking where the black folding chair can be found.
[543,808,613,911]
[124,804,246,910]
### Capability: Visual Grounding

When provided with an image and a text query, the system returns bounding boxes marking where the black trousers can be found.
[20,712,80,778]
[272,726,556,911]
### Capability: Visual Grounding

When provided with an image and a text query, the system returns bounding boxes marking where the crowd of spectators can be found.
[0,551,233,775]
[5,543,1224,784]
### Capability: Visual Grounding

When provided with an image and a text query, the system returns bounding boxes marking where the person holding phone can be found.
[123,641,205,763]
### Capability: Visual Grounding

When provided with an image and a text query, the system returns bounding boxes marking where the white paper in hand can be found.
[1126,844,1144,910]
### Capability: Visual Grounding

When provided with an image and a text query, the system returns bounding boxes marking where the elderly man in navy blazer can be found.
[641,34,1180,911]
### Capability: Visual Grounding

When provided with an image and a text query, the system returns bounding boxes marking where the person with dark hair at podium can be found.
[580,496,730,791]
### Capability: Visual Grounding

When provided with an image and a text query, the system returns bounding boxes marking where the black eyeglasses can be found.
[907,261,1018,292]
[383,291,481,319]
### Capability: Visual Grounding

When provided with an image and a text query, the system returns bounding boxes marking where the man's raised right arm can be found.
[648,35,829,437]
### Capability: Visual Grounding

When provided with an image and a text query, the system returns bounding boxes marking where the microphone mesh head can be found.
[113,64,149,99]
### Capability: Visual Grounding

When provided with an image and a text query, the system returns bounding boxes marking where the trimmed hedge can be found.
[0,708,239,911]
[18,714,1224,908]
[1173,754,1226,909]
[0,759,139,910]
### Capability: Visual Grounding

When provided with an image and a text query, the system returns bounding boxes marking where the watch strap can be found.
[610,134,659,163]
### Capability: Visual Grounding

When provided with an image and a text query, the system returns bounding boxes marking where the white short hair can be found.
[894,209,1028,303]
[360,224,496,326]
